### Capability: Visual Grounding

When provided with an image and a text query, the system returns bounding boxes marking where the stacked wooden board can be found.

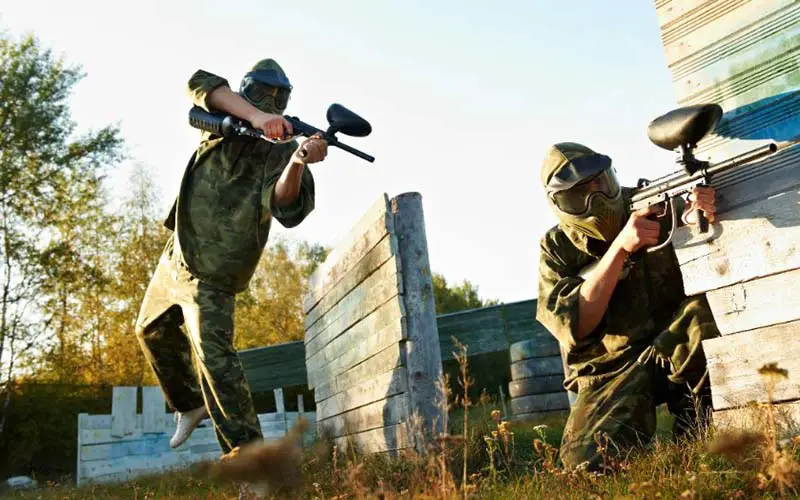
[507,339,570,421]
[653,0,800,432]
[77,386,315,485]
[303,193,443,455]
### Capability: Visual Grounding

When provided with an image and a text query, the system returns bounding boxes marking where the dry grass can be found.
[4,360,800,499]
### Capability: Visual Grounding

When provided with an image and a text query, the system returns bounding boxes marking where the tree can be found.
[0,33,123,431]
[432,272,499,315]
[234,238,330,350]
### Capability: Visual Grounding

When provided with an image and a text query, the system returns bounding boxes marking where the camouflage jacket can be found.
[164,69,315,295]
[536,188,688,392]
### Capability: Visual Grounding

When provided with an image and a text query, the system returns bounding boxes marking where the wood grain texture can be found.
[304,259,402,358]
[705,267,800,335]
[305,235,400,331]
[334,422,411,455]
[390,192,445,447]
[142,387,166,433]
[314,342,407,403]
[306,299,406,389]
[713,399,800,439]
[318,393,410,439]
[304,194,390,313]
[703,320,800,410]
[110,387,137,438]
[316,367,409,422]
[672,187,800,296]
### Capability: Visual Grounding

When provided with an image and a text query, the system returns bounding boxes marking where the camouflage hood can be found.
[541,142,625,243]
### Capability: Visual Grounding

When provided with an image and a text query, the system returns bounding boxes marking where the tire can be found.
[508,374,565,398]
[508,409,570,423]
[510,391,570,415]
[509,339,561,363]
[509,356,563,380]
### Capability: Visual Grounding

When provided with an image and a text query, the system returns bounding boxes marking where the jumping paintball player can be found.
[535,142,722,472]
[134,59,326,498]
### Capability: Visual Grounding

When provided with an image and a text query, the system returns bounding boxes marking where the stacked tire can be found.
[508,338,570,421]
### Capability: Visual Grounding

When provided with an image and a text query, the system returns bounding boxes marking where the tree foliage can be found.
[0,32,123,432]
[432,272,499,315]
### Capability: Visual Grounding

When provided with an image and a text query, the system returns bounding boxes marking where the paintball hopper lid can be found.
[326,104,372,137]
[647,103,723,151]
[542,142,613,194]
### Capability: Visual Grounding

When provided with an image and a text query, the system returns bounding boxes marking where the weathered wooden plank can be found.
[673,186,800,296]
[305,254,402,346]
[110,387,137,438]
[316,367,409,421]
[334,422,411,455]
[239,341,308,393]
[305,235,400,331]
[703,320,800,411]
[305,267,403,361]
[713,399,800,439]
[318,393,410,439]
[390,192,445,448]
[80,414,113,430]
[663,0,795,79]
[304,194,390,313]
[274,388,285,414]
[142,387,166,433]
[706,267,800,335]
[314,342,407,403]
[306,300,406,389]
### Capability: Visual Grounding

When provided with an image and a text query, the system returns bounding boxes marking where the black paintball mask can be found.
[239,68,292,114]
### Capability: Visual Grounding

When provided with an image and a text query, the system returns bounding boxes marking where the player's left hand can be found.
[684,185,716,225]
[293,133,328,164]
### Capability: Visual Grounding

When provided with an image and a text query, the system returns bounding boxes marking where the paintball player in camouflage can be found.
[536,142,722,472]
[134,59,325,495]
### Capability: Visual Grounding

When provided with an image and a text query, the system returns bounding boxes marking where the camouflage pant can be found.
[559,295,720,471]
[135,237,262,454]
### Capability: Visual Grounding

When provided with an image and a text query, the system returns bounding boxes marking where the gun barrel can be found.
[331,140,376,162]
[707,143,778,176]
[189,106,230,136]
[631,142,778,203]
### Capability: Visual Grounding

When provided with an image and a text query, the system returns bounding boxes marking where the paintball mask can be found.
[239,59,292,114]
[542,142,626,243]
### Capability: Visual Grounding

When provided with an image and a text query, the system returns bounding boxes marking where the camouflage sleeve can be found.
[535,229,598,350]
[261,142,316,228]
[186,70,230,112]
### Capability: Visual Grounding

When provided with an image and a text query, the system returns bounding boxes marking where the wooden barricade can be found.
[76,386,316,485]
[653,0,800,433]
[303,192,443,455]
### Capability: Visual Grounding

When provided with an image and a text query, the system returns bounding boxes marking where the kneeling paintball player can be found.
[134,59,326,497]
[535,142,722,472]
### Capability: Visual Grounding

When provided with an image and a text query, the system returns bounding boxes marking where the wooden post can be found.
[391,192,445,448]
[110,386,136,438]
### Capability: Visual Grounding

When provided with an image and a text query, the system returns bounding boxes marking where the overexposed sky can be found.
[0,0,681,303]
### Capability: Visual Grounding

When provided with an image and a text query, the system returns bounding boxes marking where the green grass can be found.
[6,402,777,500]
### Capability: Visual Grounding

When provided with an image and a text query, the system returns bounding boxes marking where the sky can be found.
[0,0,682,304]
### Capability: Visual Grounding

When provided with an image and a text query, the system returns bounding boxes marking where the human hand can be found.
[250,111,293,140]
[293,133,328,164]
[683,185,716,225]
[613,205,662,254]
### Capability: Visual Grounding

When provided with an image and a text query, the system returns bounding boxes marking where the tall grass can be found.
[3,359,800,499]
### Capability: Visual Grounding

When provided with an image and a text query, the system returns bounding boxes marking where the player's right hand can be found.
[614,205,662,254]
[250,111,293,140]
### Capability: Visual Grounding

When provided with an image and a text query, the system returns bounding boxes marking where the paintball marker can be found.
[188,104,375,163]
[631,103,778,253]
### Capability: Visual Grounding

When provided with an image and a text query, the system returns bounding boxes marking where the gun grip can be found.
[698,210,709,233]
